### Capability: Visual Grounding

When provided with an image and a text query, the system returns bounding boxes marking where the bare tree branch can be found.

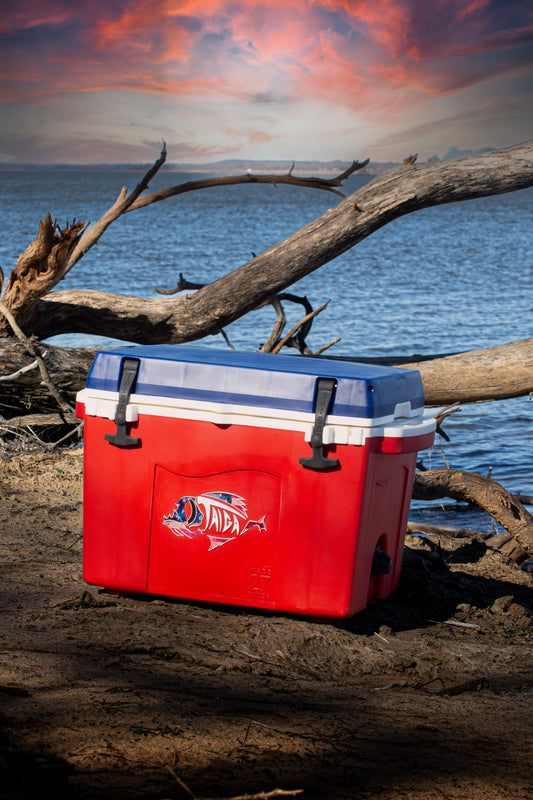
[259,298,286,353]
[64,143,168,274]
[271,300,331,354]
[152,272,206,294]
[0,359,39,382]
[315,337,342,356]
[2,143,533,413]
[127,158,370,212]
[67,155,368,275]
[23,141,533,347]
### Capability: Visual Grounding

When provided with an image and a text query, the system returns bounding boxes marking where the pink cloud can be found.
[2,1,532,113]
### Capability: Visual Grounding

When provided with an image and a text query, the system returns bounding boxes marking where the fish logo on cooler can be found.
[163,492,266,550]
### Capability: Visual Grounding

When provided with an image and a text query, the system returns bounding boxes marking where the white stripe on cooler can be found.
[76,388,435,446]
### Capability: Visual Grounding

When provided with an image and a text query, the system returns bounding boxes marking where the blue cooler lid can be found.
[85,344,425,421]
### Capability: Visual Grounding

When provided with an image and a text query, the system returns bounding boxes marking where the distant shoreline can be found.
[0,159,398,176]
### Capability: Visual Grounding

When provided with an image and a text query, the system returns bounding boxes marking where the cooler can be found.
[76,345,435,618]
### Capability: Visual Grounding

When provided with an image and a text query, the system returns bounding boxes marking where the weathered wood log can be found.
[0,339,97,411]
[0,154,367,338]
[1,411,79,428]
[2,143,533,414]
[395,339,533,406]
[19,141,533,344]
[0,215,85,334]
[413,469,533,558]
[326,337,533,406]
[1,337,531,415]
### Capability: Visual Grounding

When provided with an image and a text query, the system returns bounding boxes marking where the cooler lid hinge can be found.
[299,378,340,471]
[104,357,141,448]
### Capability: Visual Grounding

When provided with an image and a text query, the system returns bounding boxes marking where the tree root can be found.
[413,469,533,558]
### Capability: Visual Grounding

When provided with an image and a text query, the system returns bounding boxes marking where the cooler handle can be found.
[299,378,340,472]
[104,358,141,448]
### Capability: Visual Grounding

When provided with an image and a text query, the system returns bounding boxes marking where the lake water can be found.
[1,168,532,529]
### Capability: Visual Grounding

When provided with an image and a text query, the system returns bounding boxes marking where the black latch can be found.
[299,378,340,471]
[104,357,141,448]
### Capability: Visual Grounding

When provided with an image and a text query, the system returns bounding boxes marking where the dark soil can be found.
[1,448,532,799]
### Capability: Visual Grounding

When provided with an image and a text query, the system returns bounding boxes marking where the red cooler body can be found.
[76,345,435,617]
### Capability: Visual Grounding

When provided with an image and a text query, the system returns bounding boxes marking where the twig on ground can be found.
[166,765,196,798]
[274,649,323,680]
[373,680,408,691]
[202,790,303,800]
[438,678,488,696]
[166,762,304,800]
[428,619,480,629]
[232,646,285,668]
[239,719,303,738]
[49,422,83,449]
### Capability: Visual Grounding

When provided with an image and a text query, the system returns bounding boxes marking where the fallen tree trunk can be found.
[0,337,531,413]
[1,143,532,414]
[349,337,533,406]
[399,340,533,406]
[0,339,97,411]
[16,141,533,343]
[413,469,533,558]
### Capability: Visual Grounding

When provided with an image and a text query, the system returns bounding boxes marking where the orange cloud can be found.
[2,1,532,113]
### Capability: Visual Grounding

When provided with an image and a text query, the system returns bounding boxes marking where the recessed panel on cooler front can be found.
[147,464,282,607]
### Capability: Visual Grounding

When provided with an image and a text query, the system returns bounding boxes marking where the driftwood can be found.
[0,143,531,396]
[0,143,533,405]
[413,469,533,558]
[0,141,531,419]
[327,337,533,406]
[0,339,97,410]
[0,300,73,413]
[4,141,530,346]
[0,152,368,339]
[395,340,533,406]
[0,216,86,330]
[1,411,79,429]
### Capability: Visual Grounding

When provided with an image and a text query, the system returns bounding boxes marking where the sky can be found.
[1,0,532,165]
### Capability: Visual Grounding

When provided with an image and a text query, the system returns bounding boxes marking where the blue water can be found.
[1,168,532,528]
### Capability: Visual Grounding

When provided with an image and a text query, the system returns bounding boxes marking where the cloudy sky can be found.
[1,0,532,164]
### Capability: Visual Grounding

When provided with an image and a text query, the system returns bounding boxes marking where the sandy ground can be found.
[0,446,532,800]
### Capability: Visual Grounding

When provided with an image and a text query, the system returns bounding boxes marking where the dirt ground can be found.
[0,446,532,800]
